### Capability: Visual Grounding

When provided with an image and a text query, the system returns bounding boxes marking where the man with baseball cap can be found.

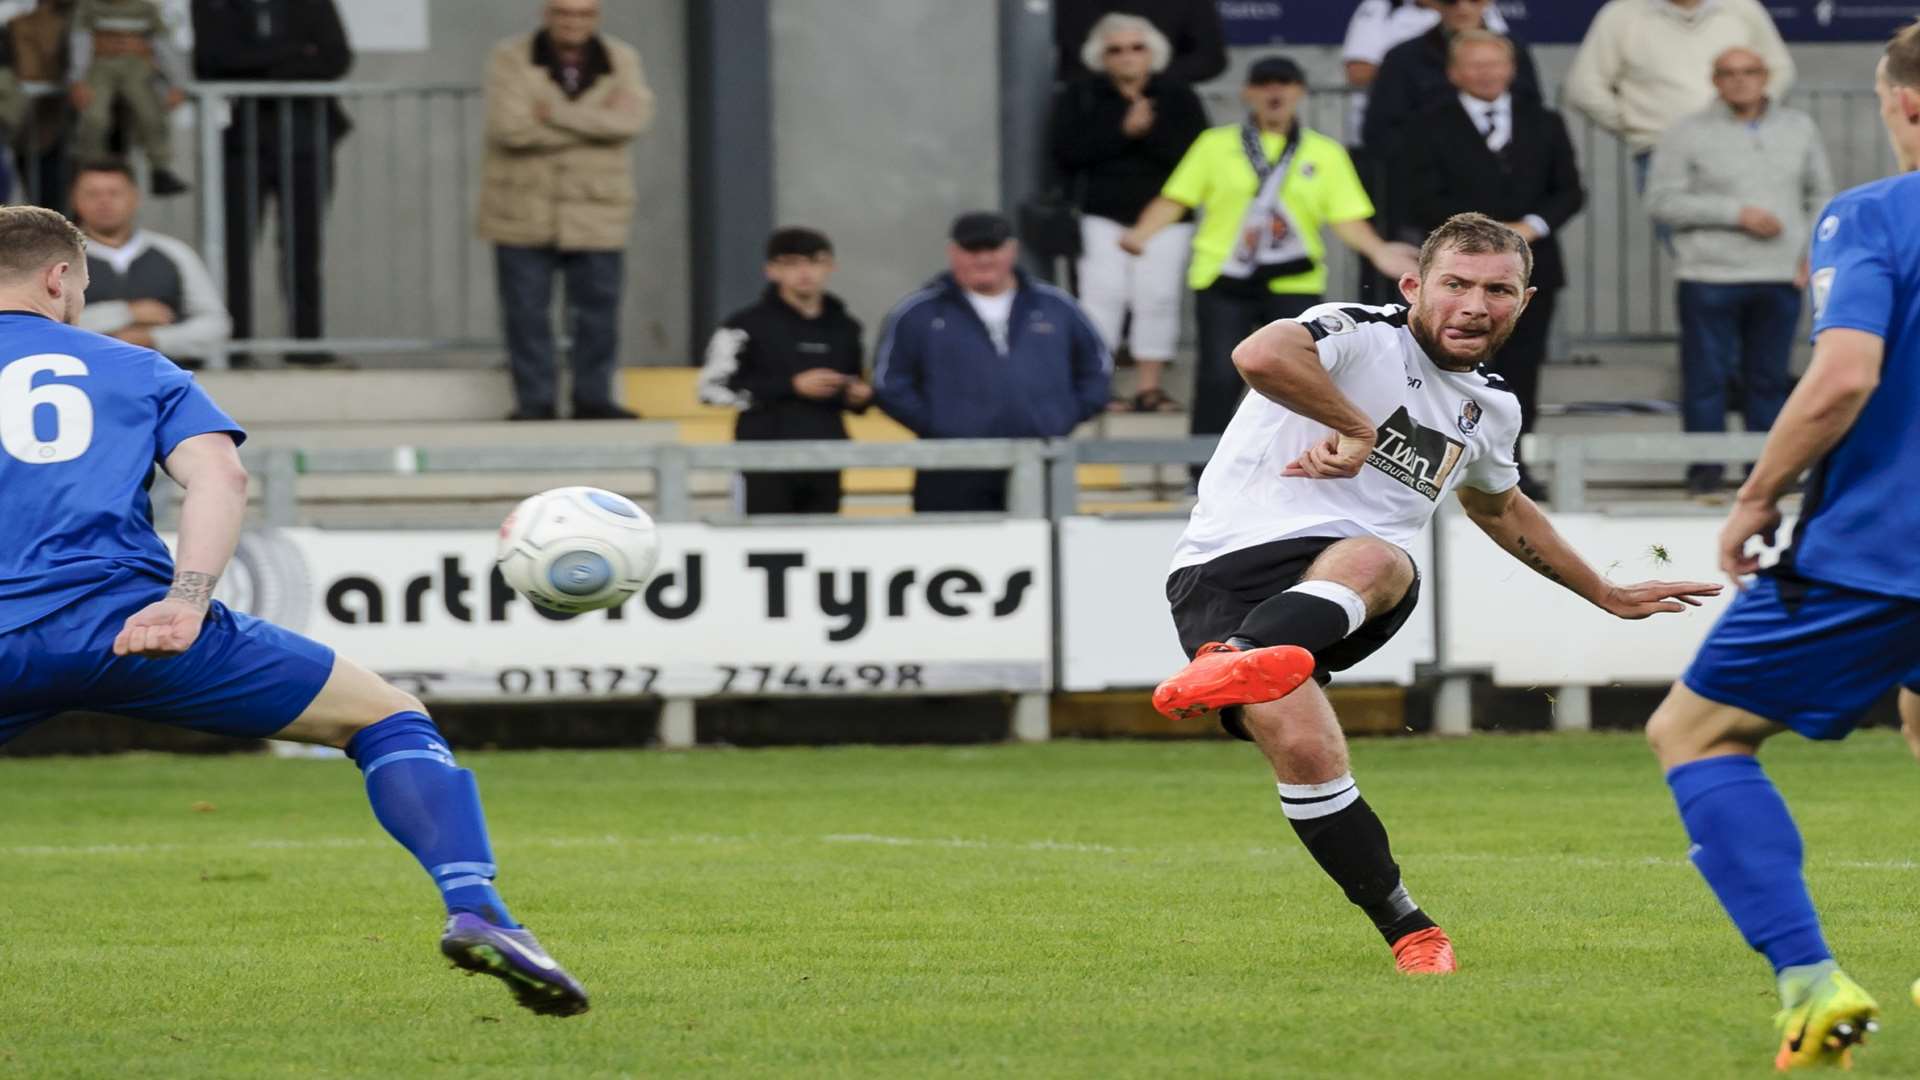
[875,211,1113,512]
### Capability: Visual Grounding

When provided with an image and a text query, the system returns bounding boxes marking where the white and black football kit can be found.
[1167,301,1523,691]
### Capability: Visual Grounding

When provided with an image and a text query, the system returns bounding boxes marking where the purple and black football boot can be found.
[439,912,590,1017]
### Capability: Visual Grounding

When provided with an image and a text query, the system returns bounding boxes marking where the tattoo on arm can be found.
[1513,536,1566,585]
[167,571,219,611]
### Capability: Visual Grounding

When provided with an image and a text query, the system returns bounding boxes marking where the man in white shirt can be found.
[70,158,232,365]
[1153,213,1718,976]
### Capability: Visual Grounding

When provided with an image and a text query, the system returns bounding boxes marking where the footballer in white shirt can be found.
[1152,213,1721,975]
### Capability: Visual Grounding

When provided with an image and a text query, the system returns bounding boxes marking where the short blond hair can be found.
[1887,18,1920,89]
[1081,13,1172,75]
[1418,212,1532,285]
[0,206,85,281]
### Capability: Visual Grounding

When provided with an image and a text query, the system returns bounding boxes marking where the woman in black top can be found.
[1049,13,1207,412]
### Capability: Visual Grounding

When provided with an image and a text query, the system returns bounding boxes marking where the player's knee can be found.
[1308,538,1413,610]
[1243,704,1337,770]
[1645,690,1696,762]
[1646,685,1754,768]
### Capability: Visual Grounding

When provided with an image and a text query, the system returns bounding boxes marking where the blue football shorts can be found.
[1683,571,1920,740]
[0,584,336,745]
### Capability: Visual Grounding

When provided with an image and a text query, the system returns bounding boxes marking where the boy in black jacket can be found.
[699,228,871,515]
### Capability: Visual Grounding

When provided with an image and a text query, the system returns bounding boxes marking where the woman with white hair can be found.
[1049,13,1206,413]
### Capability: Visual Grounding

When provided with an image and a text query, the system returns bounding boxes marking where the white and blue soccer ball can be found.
[496,486,661,613]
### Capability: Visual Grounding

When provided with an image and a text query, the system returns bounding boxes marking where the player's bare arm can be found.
[1230,318,1378,478]
[112,432,248,658]
[1719,328,1884,583]
[1455,484,1722,619]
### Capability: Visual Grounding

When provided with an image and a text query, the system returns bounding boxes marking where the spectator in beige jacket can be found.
[478,0,654,421]
[1564,0,1792,190]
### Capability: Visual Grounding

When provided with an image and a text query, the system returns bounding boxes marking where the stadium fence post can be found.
[1008,442,1047,518]
[1011,693,1050,743]
[658,698,696,750]
[1553,685,1593,732]
[194,86,230,370]
[1432,677,1473,736]
[653,445,692,522]
[263,448,299,527]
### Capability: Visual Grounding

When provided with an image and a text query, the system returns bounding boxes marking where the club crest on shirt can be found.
[1369,405,1466,501]
[1315,311,1355,337]
[1457,398,1482,436]
[1818,214,1840,242]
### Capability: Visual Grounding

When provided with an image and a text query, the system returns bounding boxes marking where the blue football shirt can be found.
[0,313,244,633]
[1786,171,1920,599]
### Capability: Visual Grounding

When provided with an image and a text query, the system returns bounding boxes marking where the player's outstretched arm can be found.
[1457,484,1722,620]
[113,433,248,658]
[1718,328,1883,584]
[1233,319,1377,477]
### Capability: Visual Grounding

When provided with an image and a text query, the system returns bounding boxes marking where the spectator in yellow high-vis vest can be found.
[1122,56,1418,457]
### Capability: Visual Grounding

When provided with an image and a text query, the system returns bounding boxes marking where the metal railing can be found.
[240,439,1058,526]
[13,81,497,368]
[144,431,1782,741]
[227,431,1769,527]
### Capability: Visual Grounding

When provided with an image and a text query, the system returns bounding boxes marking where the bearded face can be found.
[1401,249,1532,370]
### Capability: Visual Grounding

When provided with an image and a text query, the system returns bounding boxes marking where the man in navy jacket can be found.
[875,212,1113,512]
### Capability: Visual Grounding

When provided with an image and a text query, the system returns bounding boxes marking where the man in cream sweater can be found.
[1645,47,1832,499]
[1565,0,1794,185]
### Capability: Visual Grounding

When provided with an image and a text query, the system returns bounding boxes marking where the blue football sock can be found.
[1666,755,1830,973]
[346,712,520,929]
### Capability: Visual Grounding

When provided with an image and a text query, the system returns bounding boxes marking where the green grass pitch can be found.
[3,732,1918,1078]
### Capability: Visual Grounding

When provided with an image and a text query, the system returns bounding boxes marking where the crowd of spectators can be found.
[0,0,1856,510]
[703,0,1846,513]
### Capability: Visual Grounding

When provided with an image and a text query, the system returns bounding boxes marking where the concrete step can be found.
[1539,360,1677,405]
[200,370,515,424]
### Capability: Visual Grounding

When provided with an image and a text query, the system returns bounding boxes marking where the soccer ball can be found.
[496,486,661,613]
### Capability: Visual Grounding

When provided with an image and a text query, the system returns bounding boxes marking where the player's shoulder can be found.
[1811,176,1920,279]
[1460,365,1525,433]
[1821,173,1920,231]
[0,314,149,361]
[1294,301,1409,343]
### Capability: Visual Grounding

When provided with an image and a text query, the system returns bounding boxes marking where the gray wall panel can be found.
[768,0,999,345]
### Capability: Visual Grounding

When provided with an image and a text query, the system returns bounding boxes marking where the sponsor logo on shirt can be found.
[1368,405,1466,501]
[1818,214,1840,242]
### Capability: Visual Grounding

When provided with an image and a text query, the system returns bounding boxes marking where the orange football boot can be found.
[1151,642,1316,721]
[1391,927,1458,975]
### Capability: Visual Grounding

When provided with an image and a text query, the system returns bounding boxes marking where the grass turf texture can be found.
[3,733,1918,1078]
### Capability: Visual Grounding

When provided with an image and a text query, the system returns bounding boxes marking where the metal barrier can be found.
[1525,431,1772,511]
[244,438,1057,526]
[155,430,1779,740]
[14,81,497,368]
